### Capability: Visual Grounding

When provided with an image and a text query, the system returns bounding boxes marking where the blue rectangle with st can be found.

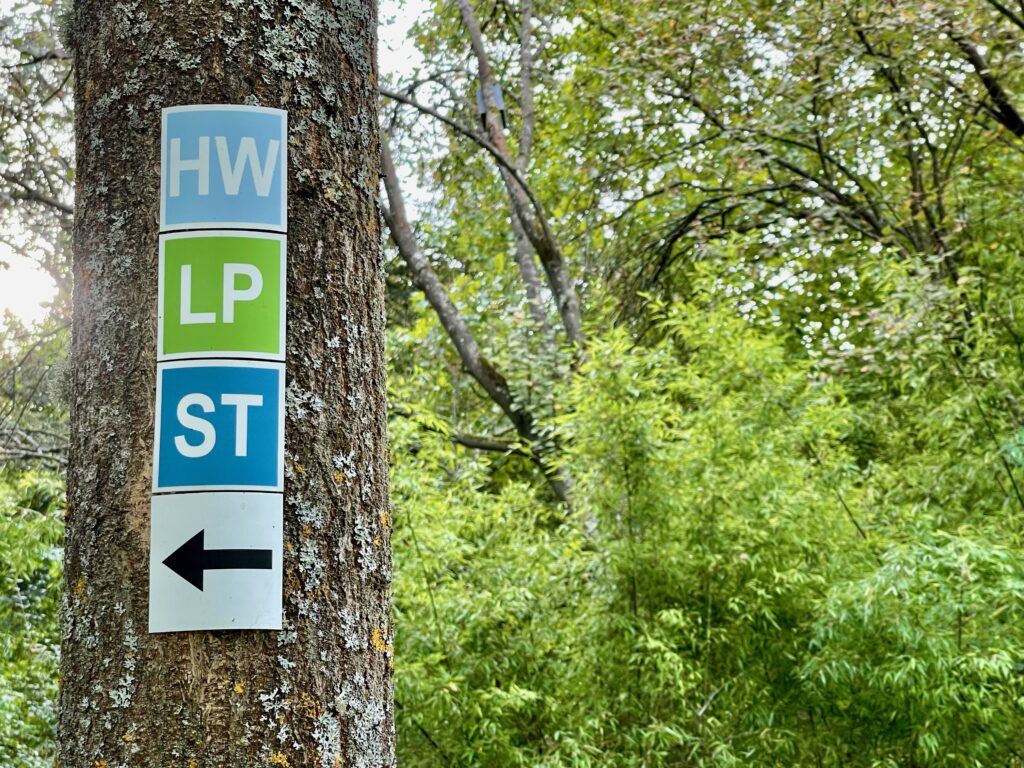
[161,105,287,232]
[154,361,284,492]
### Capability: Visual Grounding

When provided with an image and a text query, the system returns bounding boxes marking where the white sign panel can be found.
[149,492,283,633]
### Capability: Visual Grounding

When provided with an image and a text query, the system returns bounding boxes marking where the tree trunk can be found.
[60,3,392,767]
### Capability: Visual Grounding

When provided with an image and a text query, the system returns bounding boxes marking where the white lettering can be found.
[174,393,216,458]
[220,394,263,457]
[215,136,279,197]
[169,137,210,197]
[222,263,263,323]
[180,265,216,325]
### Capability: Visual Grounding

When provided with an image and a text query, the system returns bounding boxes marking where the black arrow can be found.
[162,529,272,591]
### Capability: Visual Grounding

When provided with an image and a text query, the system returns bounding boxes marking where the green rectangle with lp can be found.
[159,231,286,361]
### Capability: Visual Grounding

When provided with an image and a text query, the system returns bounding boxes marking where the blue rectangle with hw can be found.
[161,105,287,232]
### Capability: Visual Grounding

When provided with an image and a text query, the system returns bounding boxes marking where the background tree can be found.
[0,0,72,469]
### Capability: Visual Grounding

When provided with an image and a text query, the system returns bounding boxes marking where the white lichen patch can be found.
[294,494,326,531]
[298,538,325,593]
[276,620,298,647]
[313,711,342,768]
[339,676,387,768]
[333,451,357,479]
[259,686,293,746]
[340,606,362,651]
[286,381,326,421]
[109,619,138,708]
[353,513,378,577]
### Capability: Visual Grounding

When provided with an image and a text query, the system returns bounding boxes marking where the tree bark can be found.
[60,3,392,767]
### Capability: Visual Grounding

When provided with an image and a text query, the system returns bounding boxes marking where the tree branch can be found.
[381,85,583,346]
[378,88,545,221]
[391,407,531,457]
[984,0,1024,33]
[381,135,570,501]
[454,0,585,347]
[1,171,73,216]
[508,0,549,327]
[947,26,1024,138]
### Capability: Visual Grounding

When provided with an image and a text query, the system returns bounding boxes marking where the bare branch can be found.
[1,171,73,216]
[381,85,583,344]
[517,0,536,170]
[1,50,68,69]
[391,407,531,456]
[381,136,570,501]
[509,0,549,327]
[984,0,1024,32]
[378,87,544,220]
[454,0,585,347]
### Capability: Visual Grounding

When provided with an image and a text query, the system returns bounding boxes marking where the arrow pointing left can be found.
[162,528,273,591]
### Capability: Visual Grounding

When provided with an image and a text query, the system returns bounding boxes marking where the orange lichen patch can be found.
[94,761,108,768]
[371,627,393,654]
[73,577,87,598]
[188,760,199,768]
[233,681,245,694]
[293,463,305,474]
[301,524,313,538]
[299,691,322,720]
[373,536,382,547]
[269,753,290,767]
[379,509,390,530]
[333,757,342,768]
[333,470,344,483]
[121,730,136,743]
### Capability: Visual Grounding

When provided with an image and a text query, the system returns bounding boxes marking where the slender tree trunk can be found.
[60,3,392,767]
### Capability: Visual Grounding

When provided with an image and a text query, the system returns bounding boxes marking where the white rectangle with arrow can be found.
[148,492,283,633]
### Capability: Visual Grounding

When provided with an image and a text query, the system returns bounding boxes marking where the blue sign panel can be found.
[160,105,287,232]
[154,361,284,492]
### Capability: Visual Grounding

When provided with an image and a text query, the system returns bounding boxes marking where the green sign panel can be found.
[158,231,285,361]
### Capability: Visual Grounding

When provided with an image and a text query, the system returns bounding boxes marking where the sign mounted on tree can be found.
[160,105,287,232]
[149,105,287,634]
[158,231,286,361]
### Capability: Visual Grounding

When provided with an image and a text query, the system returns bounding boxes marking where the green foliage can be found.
[0,469,62,768]
[380,0,1024,762]
[804,532,1024,766]
[390,283,1024,765]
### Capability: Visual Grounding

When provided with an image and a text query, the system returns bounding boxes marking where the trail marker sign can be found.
[153,360,284,492]
[148,493,283,632]
[160,105,287,232]
[158,232,286,361]
[150,105,287,634]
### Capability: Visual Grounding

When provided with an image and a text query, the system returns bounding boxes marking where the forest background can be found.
[5,0,1024,766]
